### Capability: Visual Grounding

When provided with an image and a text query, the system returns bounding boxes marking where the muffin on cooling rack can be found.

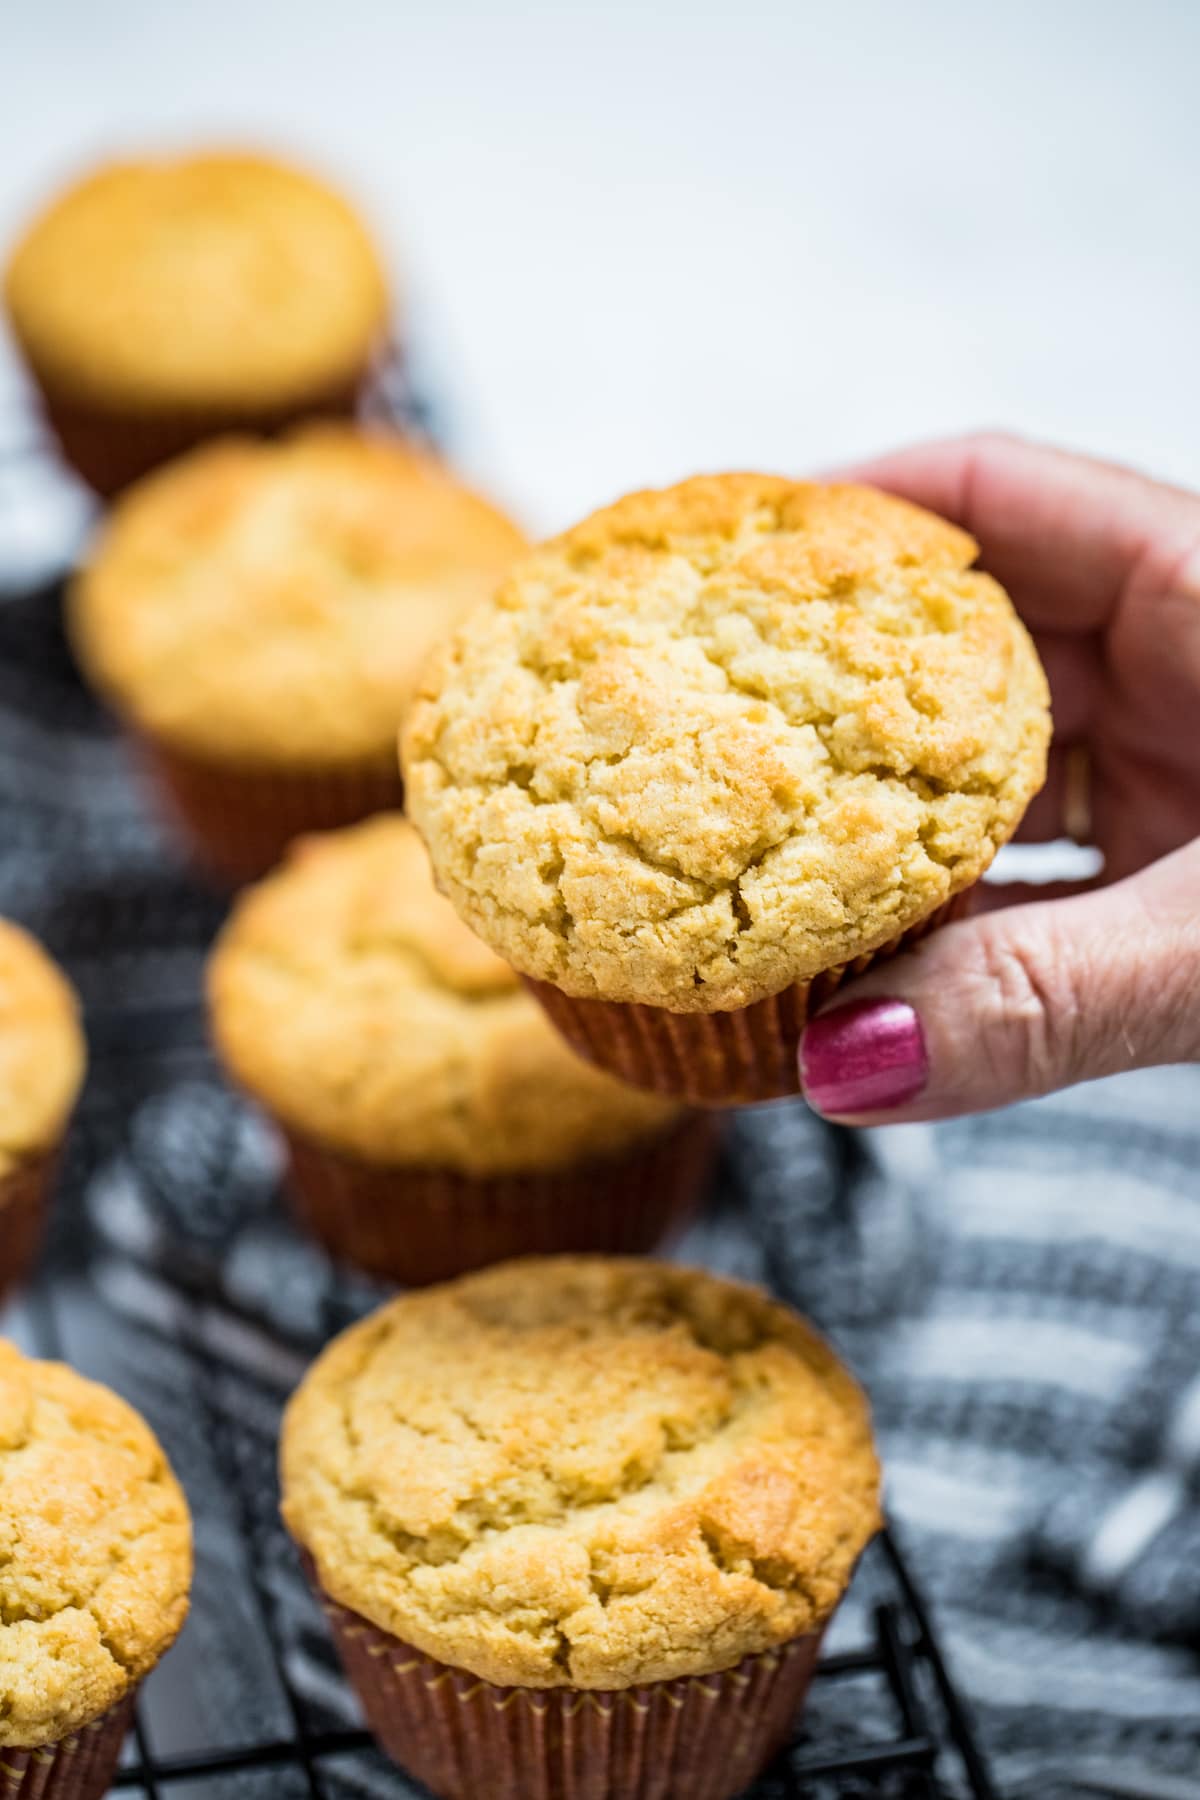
[0,919,85,1300]
[0,1339,192,1800]
[208,816,710,1285]
[282,1255,881,1800]
[70,427,526,883]
[404,472,1051,1104]
[3,149,391,495]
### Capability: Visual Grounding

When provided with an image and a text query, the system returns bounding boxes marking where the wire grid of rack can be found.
[0,389,999,1800]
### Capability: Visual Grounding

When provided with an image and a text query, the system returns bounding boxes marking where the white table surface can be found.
[3,0,1198,535]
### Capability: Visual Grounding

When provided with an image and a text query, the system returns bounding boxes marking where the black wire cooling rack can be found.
[0,391,1000,1800]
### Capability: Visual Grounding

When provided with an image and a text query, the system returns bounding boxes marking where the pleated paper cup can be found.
[319,1587,825,1800]
[527,887,977,1107]
[34,375,363,499]
[0,1154,57,1303]
[134,736,405,887]
[281,1111,716,1288]
[0,1695,135,1800]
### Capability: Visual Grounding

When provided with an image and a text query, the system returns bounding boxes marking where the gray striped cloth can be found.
[727,1078,1200,1799]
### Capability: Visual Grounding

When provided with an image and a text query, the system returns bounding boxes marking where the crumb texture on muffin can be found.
[404,474,1051,1011]
[0,1341,192,1746]
[282,1257,881,1688]
[0,920,85,1179]
[4,152,388,412]
[71,429,526,768]
[210,816,679,1172]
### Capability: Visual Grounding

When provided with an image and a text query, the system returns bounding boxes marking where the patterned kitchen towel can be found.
[729,1076,1200,1798]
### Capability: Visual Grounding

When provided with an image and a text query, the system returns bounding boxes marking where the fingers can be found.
[833,432,1200,635]
[798,840,1200,1123]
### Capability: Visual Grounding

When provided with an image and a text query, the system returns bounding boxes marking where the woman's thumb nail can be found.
[799,998,929,1117]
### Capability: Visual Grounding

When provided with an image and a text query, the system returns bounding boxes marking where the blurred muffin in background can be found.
[208,815,712,1286]
[0,920,85,1301]
[0,1340,192,1798]
[4,149,390,495]
[70,427,526,883]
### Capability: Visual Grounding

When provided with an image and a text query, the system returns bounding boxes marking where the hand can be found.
[799,432,1200,1122]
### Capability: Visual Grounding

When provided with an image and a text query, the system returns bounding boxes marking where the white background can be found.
[2,0,1198,533]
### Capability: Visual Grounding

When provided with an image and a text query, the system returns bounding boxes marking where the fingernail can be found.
[799,998,928,1116]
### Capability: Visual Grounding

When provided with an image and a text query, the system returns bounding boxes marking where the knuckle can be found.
[967,919,1083,1097]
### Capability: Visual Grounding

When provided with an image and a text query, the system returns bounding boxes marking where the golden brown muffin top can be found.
[0,920,85,1180]
[4,151,388,412]
[404,473,1050,1012]
[0,1341,192,1746]
[281,1256,881,1688]
[70,428,527,769]
[209,816,680,1173]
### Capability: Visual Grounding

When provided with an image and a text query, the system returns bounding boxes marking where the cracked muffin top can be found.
[208,816,680,1172]
[70,427,526,769]
[5,151,388,413]
[403,473,1050,1012]
[281,1256,880,1688]
[0,920,85,1181]
[0,1341,192,1746]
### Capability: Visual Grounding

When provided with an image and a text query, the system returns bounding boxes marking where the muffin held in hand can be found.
[0,1340,192,1800]
[208,816,710,1285]
[282,1255,881,1800]
[404,473,1051,1103]
[0,921,85,1300]
[71,428,526,882]
[4,149,390,494]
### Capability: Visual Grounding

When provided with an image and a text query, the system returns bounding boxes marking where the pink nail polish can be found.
[799,999,928,1116]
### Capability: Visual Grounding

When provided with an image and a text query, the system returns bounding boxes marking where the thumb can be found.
[798,841,1200,1122]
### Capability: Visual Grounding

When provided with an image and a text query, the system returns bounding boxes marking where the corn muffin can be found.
[4,150,390,494]
[71,428,526,882]
[0,920,86,1300]
[208,816,710,1284]
[404,472,1051,1103]
[281,1255,881,1799]
[0,1340,192,1797]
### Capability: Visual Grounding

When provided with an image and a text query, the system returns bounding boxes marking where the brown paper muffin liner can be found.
[0,1694,135,1800]
[319,1586,825,1800]
[133,735,404,886]
[526,887,977,1107]
[281,1111,716,1287]
[0,1154,56,1303]
[33,375,363,498]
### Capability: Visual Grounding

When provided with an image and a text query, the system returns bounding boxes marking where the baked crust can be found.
[404,473,1050,1011]
[71,428,526,768]
[0,1342,192,1746]
[5,152,388,412]
[281,1256,881,1687]
[0,919,85,1178]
